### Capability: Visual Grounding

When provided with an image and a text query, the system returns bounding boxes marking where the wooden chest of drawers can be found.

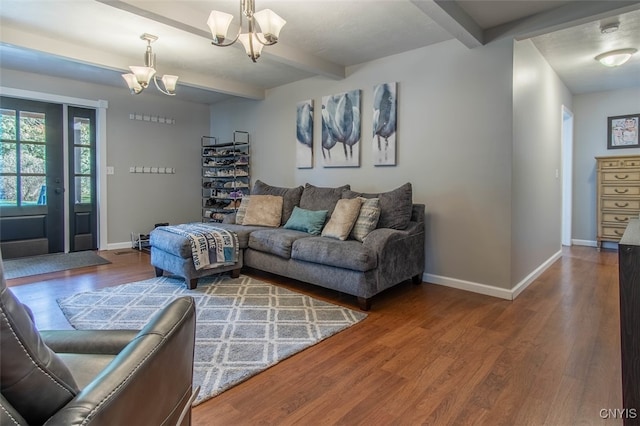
[596,155,640,250]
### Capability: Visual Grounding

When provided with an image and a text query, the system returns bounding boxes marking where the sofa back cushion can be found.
[299,183,350,217]
[0,259,79,425]
[343,182,412,230]
[251,180,303,225]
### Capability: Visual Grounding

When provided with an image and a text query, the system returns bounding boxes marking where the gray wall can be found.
[573,87,640,244]
[511,40,572,287]
[0,35,581,296]
[211,38,523,293]
[0,68,209,246]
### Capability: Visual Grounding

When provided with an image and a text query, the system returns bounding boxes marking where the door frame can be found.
[1,86,109,250]
[561,105,574,247]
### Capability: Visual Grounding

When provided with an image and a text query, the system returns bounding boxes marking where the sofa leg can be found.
[188,278,198,290]
[154,267,164,278]
[230,268,240,279]
[412,274,423,284]
[357,297,371,311]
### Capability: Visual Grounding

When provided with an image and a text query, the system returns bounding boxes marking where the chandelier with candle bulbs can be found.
[207,0,286,62]
[122,33,179,96]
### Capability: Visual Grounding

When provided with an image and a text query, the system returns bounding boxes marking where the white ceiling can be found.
[0,0,639,104]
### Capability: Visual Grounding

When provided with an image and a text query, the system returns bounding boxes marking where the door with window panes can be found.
[0,97,97,258]
[68,107,97,252]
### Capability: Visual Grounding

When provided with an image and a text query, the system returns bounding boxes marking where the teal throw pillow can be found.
[283,206,328,235]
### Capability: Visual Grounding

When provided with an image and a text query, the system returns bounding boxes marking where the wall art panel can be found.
[321,90,361,167]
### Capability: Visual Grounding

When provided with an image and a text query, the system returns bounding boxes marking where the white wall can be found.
[511,40,572,290]
[573,87,640,244]
[211,38,519,292]
[0,68,210,247]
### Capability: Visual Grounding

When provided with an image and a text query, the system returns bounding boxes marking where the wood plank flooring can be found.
[5,246,624,425]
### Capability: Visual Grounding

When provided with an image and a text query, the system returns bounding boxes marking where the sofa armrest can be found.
[363,221,425,292]
[41,330,139,355]
[44,297,196,426]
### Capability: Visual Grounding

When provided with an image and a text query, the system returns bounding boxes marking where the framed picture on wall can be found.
[296,99,314,168]
[608,113,639,149]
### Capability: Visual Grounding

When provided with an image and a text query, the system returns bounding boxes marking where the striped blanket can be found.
[157,223,239,270]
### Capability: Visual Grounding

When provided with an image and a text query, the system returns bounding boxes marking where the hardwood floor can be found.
[5,246,623,425]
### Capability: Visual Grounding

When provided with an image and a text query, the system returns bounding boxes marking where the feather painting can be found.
[372,82,397,166]
[321,90,361,167]
[296,99,314,168]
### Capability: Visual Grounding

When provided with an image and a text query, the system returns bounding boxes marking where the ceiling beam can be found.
[411,0,484,48]
[97,0,345,80]
[0,22,266,100]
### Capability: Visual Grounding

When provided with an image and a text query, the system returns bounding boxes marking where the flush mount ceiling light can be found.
[122,33,179,96]
[207,0,286,62]
[595,48,638,67]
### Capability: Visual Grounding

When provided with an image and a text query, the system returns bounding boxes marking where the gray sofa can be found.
[151,181,425,310]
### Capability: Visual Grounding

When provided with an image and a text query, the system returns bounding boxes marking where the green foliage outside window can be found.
[0,109,93,206]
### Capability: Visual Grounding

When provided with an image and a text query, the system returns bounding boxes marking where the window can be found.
[0,108,48,206]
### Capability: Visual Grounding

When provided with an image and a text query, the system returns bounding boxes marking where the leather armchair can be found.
[0,258,197,426]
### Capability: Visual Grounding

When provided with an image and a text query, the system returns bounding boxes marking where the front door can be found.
[0,98,98,258]
[0,97,64,258]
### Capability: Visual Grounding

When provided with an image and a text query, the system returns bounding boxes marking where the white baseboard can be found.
[572,239,596,247]
[572,239,618,250]
[106,241,133,250]
[423,250,562,301]
[423,273,513,299]
[511,250,562,299]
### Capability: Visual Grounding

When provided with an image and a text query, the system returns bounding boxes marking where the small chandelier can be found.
[207,0,286,62]
[122,33,179,95]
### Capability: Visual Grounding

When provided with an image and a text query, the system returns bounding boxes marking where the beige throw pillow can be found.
[321,198,363,240]
[241,195,283,227]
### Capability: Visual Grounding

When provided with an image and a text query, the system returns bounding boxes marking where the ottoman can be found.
[149,226,244,289]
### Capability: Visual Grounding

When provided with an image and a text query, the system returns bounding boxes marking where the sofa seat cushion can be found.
[248,229,312,259]
[291,237,377,272]
[151,223,267,256]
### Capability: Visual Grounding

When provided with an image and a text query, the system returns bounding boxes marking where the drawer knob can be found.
[615,216,629,222]
[615,202,630,207]
[615,230,624,236]
[615,174,629,179]
[615,188,629,193]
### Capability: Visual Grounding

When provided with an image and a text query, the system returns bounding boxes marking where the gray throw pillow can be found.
[343,182,412,230]
[299,183,350,217]
[251,180,304,226]
[0,260,79,425]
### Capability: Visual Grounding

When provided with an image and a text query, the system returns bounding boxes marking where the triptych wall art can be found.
[295,82,398,169]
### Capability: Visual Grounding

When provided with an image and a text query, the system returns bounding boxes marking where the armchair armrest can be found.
[41,330,138,355]
[44,297,196,426]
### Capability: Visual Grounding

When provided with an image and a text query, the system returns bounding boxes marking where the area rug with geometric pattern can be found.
[57,274,367,406]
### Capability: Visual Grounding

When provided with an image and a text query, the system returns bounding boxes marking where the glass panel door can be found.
[0,97,63,258]
[68,107,97,251]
